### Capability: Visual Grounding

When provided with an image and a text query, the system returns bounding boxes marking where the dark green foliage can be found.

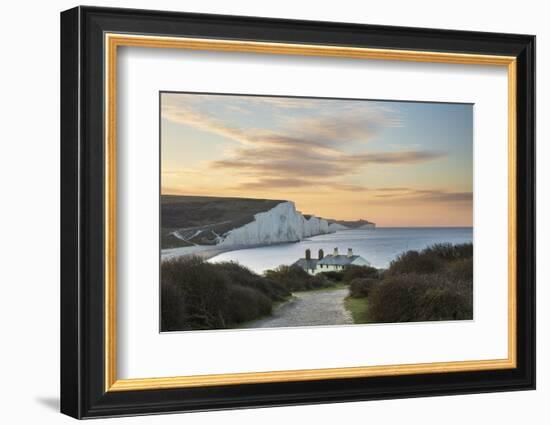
[161,256,290,331]
[215,262,290,301]
[447,258,474,280]
[349,278,379,298]
[387,243,473,277]
[422,243,473,261]
[265,265,331,291]
[160,280,188,331]
[224,285,272,324]
[320,265,379,283]
[387,250,444,276]
[367,273,472,323]
[343,265,379,282]
[365,243,473,323]
[319,270,345,282]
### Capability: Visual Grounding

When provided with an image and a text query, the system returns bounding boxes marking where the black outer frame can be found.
[60,6,535,419]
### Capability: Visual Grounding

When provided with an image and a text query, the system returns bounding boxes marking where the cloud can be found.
[161,93,402,149]
[371,187,472,203]
[234,178,315,190]
[162,97,251,145]
[162,169,201,177]
[413,190,472,202]
[211,145,445,182]
[162,93,447,192]
[238,96,320,109]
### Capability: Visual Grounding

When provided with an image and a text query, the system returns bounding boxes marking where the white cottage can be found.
[293,248,370,275]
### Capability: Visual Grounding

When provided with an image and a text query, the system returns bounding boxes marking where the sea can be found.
[209,227,473,274]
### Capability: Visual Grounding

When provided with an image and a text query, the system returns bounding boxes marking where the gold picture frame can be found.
[104,33,517,392]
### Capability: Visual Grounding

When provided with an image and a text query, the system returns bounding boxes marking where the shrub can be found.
[417,285,473,321]
[160,280,188,331]
[163,257,231,330]
[216,261,290,301]
[387,250,444,276]
[311,273,330,289]
[224,284,272,324]
[343,265,379,282]
[160,256,288,331]
[447,258,474,280]
[349,278,379,298]
[319,270,345,282]
[367,273,472,323]
[265,265,331,291]
[386,243,473,277]
[423,243,473,261]
[367,243,474,323]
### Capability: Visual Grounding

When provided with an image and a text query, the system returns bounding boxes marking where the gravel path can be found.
[243,287,352,329]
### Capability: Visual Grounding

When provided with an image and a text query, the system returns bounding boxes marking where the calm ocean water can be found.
[209,227,473,274]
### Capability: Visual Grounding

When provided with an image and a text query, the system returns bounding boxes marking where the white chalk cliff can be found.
[218,201,340,246]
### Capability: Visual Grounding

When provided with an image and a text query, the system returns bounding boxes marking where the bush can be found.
[265,265,331,291]
[161,280,188,331]
[418,285,473,321]
[319,270,345,282]
[349,278,379,298]
[224,284,272,324]
[365,243,473,323]
[311,273,330,288]
[320,266,378,284]
[216,261,290,301]
[161,256,288,331]
[367,273,472,323]
[343,265,379,282]
[423,243,473,261]
[447,258,474,280]
[387,243,473,277]
[162,257,231,330]
[387,250,444,276]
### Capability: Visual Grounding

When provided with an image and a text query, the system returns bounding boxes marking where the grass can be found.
[161,195,284,248]
[345,296,370,324]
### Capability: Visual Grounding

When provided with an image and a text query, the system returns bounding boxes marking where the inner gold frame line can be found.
[104,33,517,392]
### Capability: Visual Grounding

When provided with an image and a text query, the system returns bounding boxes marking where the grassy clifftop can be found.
[161,195,285,248]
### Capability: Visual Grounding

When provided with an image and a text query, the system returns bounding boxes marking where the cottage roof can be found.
[292,258,318,270]
[318,255,360,266]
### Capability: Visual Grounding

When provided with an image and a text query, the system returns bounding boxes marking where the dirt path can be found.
[243,287,352,329]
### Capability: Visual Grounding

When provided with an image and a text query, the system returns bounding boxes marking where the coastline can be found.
[161,240,298,262]
[161,245,232,262]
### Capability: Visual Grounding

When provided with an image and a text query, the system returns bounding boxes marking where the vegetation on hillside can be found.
[161,243,473,331]
[320,265,380,283]
[265,265,332,292]
[345,243,473,324]
[161,256,290,331]
[161,195,284,249]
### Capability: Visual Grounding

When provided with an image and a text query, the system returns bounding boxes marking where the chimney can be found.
[333,247,339,256]
[348,248,353,257]
[305,249,311,260]
[318,249,324,260]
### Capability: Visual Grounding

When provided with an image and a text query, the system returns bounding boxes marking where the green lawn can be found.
[345,297,370,324]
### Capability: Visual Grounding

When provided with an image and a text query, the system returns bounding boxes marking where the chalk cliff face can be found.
[218,201,334,246]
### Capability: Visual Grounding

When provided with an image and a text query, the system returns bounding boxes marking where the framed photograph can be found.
[60,6,535,419]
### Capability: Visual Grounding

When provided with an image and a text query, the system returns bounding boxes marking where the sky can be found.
[160,92,473,227]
